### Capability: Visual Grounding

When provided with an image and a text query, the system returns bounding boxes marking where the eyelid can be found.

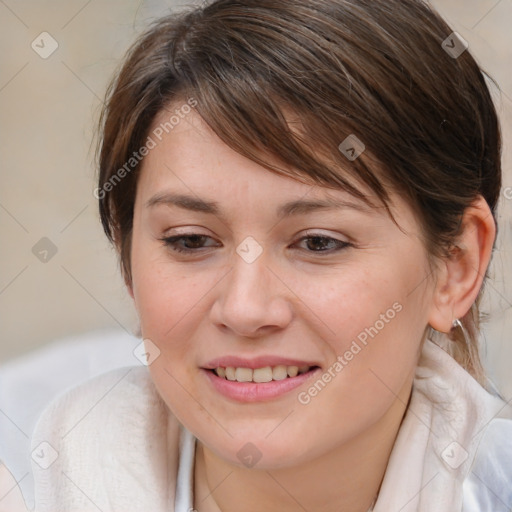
[159,228,347,243]
[294,232,351,252]
[158,230,352,256]
[301,229,349,241]
[159,232,219,249]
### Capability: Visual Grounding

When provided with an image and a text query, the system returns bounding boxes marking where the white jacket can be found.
[1,339,511,511]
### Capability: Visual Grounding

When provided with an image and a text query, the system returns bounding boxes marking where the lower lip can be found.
[202,367,321,402]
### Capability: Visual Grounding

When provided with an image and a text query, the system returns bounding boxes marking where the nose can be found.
[209,251,293,338]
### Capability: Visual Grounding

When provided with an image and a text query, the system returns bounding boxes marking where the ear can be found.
[427,196,496,333]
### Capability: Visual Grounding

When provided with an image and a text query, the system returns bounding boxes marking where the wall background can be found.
[1,0,511,392]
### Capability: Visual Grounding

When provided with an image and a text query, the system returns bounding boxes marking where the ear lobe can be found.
[427,196,496,333]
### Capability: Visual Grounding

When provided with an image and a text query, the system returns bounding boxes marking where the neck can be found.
[193,379,413,512]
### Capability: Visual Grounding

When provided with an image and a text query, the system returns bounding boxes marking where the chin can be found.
[200,431,314,470]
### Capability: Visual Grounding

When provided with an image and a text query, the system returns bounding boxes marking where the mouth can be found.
[209,364,319,383]
[202,364,322,402]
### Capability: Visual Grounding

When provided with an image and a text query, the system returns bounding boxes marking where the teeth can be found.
[253,366,273,383]
[235,367,253,382]
[214,364,312,382]
[272,365,288,381]
[287,366,299,377]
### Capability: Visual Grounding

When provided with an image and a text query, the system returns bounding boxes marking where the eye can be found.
[159,233,220,254]
[159,232,351,256]
[293,233,351,253]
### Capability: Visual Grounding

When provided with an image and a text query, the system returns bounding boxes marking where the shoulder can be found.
[32,365,161,440]
[30,366,181,510]
[31,364,170,451]
[462,417,512,511]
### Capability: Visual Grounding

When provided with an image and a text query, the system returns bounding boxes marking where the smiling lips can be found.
[203,361,322,401]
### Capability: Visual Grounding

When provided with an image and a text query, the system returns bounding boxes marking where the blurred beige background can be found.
[0,0,511,389]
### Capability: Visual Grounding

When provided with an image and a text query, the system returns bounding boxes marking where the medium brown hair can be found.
[96,0,502,384]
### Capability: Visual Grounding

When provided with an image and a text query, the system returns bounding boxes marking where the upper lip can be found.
[202,356,320,370]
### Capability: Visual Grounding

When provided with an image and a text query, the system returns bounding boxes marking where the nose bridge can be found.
[233,244,269,295]
[226,248,271,308]
[227,234,270,298]
[211,243,292,336]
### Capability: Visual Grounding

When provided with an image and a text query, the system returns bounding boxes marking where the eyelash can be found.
[158,233,351,255]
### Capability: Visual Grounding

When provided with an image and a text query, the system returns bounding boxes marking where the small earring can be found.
[451,318,471,347]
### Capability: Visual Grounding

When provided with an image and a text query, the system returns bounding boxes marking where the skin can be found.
[127,103,495,512]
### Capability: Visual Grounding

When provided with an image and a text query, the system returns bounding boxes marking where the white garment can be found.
[1,339,511,511]
[0,327,142,509]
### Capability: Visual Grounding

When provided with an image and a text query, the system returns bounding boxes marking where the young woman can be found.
[3,0,511,510]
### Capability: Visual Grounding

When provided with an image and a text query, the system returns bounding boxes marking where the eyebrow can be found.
[145,192,375,218]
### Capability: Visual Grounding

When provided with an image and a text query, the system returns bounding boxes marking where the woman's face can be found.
[129,104,437,468]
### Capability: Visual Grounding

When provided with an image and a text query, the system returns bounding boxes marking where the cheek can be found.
[131,238,201,337]
[290,279,424,451]
[131,251,213,425]
[296,253,427,391]
[288,262,407,349]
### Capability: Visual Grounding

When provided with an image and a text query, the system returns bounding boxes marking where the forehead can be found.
[145,102,352,188]
[137,102,416,230]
